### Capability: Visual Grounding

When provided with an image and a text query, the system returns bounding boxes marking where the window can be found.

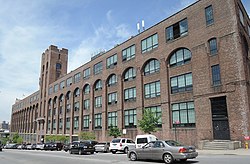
[124,67,136,81]
[108,92,117,104]
[83,84,90,94]
[248,25,250,36]
[60,81,65,90]
[54,84,59,93]
[66,117,70,130]
[166,18,188,41]
[74,88,80,97]
[212,65,221,86]
[83,115,89,129]
[74,101,80,111]
[53,119,56,130]
[95,96,102,108]
[66,104,71,113]
[108,74,117,86]
[48,87,53,95]
[95,80,102,90]
[74,72,81,83]
[205,5,214,25]
[83,99,90,110]
[59,106,63,115]
[94,62,103,75]
[239,7,244,26]
[209,38,217,55]
[141,34,158,53]
[108,111,117,128]
[83,68,90,79]
[74,116,79,130]
[169,48,191,67]
[56,63,61,70]
[144,106,162,127]
[66,77,72,87]
[124,109,137,128]
[59,118,63,129]
[144,59,160,75]
[144,81,160,98]
[95,113,102,129]
[107,54,117,68]
[122,45,135,61]
[172,101,195,127]
[124,87,136,101]
[47,120,51,131]
[170,73,192,94]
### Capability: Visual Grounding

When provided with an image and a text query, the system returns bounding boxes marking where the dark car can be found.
[31,144,37,150]
[69,140,98,155]
[44,142,63,151]
[127,140,198,164]
[63,143,70,152]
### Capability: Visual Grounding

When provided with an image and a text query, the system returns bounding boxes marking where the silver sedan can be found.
[127,140,198,164]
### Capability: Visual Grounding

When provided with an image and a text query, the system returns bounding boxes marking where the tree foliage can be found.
[45,135,69,143]
[78,132,96,140]
[108,126,122,138]
[138,109,161,134]
[12,132,20,143]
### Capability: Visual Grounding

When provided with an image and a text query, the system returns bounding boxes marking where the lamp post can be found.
[173,121,180,141]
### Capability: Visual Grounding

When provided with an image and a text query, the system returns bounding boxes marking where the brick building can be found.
[10,0,250,146]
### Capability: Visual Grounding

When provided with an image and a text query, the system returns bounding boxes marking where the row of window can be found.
[48,63,221,110]
[48,5,218,95]
[47,102,196,131]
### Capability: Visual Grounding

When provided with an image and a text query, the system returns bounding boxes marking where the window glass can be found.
[169,48,191,67]
[212,65,221,86]
[166,18,188,41]
[205,5,214,25]
[141,34,158,53]
[170,73,193,93]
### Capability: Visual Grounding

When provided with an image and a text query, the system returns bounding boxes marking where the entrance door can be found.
[210,96,230,140]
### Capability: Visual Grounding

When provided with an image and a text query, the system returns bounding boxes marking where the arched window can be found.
[74,88,80,97]
[59,94,64,102]
[66,92,71,100]
[95,80,102,90]
[124,67,136,81]
[144,59,160,75]
[169,48,191,67]
[83,84,90,94]
[108,74,117,86]
[56,63,62,70]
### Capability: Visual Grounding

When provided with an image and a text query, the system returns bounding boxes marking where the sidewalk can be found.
[197,148,250,155]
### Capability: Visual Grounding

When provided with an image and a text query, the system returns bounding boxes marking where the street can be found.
[1,149,250,164]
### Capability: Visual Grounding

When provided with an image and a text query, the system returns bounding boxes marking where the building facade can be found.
[11,0,250,146]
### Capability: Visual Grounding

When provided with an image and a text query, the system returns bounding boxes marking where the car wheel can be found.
[91,152,94,154]
[78,150,82,155]
[130,152,137,161]
[163,153,173,164]
[124,147,128,154]
[111,150,117,154]
[69,150,72,154]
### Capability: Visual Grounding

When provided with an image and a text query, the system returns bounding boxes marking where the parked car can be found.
[110,138,135,154]
[69,140,98,155]
[135,134,158,148]
[127,140,198,164]
[31,144,37,150]
[36,143,44,150]
[44,142,64,151]
[95,142,110,153]
[26,144,32,150]
[5,143,18,149]
[63,143,70,152]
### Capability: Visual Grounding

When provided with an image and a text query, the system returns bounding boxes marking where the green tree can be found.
[79,132,96,140]
[108,126,121,138]
[138,109,161,134]
[12,132,20,143]
[16,137,23,144]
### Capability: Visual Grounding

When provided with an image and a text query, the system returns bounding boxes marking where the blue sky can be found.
[0,0,249,122]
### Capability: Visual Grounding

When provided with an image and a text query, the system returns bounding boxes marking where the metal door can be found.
[213,120,230,140]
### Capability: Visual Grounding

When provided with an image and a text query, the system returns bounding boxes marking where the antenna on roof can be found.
[142,20,145,31]
[137,22,140,33]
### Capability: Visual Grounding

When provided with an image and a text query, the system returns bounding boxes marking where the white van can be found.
[135,134,158,148]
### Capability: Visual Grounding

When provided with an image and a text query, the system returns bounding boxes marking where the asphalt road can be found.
[1,149,250,164]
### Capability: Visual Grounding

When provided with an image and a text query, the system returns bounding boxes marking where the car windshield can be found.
[97,143,106,145]
[165,140,183,146]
